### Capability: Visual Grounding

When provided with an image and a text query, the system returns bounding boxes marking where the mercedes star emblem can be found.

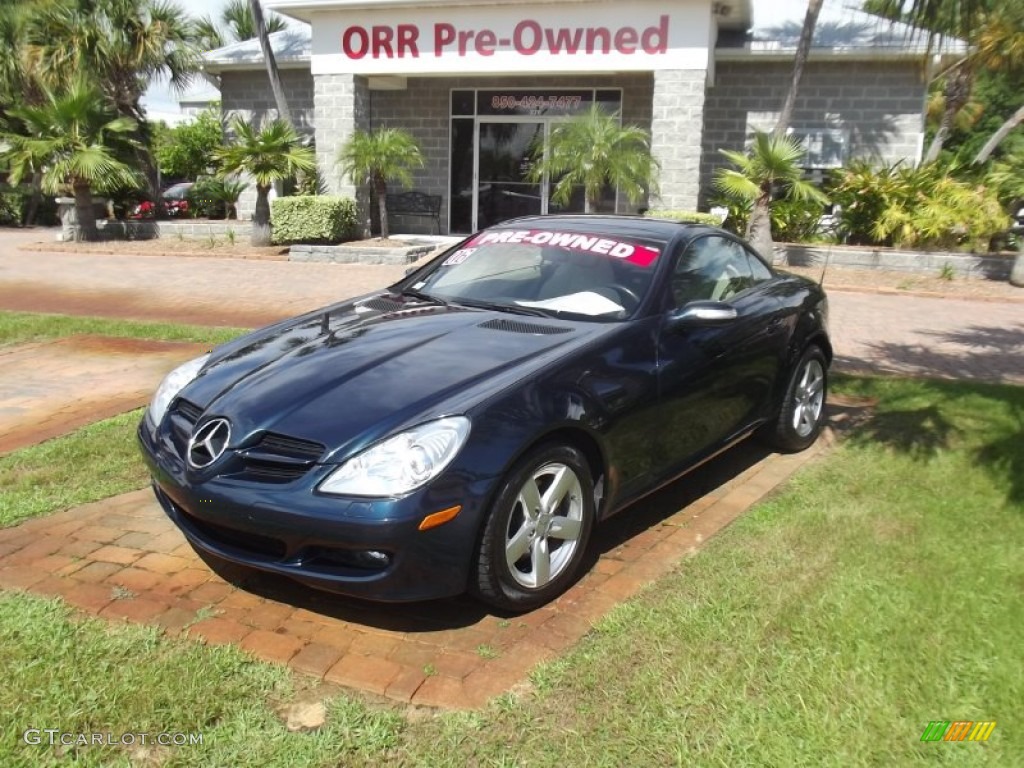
[187,417,231,469]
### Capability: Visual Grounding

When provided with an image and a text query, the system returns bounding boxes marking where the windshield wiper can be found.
[399,288,448,306]
[450,298,552,317]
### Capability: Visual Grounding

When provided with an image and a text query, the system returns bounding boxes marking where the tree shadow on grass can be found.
[840,376,1024,506]
[974,400,1024,506]
[845,404,961,460]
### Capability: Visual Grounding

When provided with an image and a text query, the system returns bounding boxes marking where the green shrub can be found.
[271,196,358,244]
[830,161,1011,251]
[702,195,827,242]
[769,196,830,243]
[0,186,58,226]
[0,189,25,226]
[644,209,724,226]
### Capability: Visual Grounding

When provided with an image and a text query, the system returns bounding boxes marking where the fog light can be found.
[354,550,391,568]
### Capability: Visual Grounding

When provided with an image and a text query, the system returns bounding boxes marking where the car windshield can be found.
[409,227,665,321]
[163,183,192,200]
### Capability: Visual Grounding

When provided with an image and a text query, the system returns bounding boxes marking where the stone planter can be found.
[289,240,438,265]
[775,243,1015,282]
[55,196,108,241]
[1010,252,1024,288]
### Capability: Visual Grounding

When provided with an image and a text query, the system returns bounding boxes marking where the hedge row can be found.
[644,209,725,226]
[271,196,358,245]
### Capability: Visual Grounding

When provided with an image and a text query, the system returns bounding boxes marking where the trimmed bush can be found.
[271,196,358,244]
[644,209,724,226]
[0,190,25,226]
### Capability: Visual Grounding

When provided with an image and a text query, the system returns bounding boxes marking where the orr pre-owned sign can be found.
[342,16,669,60]
[309,1,712,75]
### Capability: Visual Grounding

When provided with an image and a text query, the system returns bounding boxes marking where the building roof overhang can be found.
[209,1,964,74]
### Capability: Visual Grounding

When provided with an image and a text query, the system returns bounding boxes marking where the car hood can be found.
[180,293,603,460]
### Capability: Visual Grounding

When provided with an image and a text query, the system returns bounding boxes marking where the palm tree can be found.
[215,117,315,246]
[865,0,1024,164]
[249,0,291,128]
[0,79,140,241]
[21,0,200,199]
[195,1,288,52]
[773,0,824,138]
[335,127,424,239]
[527,104,658,214]
[23,0,199,125]
[714,132,828,260]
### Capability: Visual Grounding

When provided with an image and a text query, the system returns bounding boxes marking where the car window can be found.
[671,235,770,308]
[413,228,665,320]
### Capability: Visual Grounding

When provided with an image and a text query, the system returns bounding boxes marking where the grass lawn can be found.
[1,374,1021,766]
[0,311,246,348]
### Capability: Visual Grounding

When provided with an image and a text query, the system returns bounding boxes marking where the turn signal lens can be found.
[418,505,462,531]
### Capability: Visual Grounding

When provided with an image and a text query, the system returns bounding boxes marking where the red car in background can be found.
[130,182,193,219]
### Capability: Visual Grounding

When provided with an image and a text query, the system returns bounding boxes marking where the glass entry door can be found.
[475,121,544,230]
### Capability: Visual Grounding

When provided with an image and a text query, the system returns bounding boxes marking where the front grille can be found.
[237,432,326,483]
[174,399,203,424]
[168,398,203,451]
[169,403,324,484]
[478,318,573,335]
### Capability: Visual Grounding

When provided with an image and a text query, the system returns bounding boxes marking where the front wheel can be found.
[473,444,595,612]
[764,346,828,452]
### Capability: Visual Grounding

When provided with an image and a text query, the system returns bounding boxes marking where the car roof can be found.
[494,214,724,242]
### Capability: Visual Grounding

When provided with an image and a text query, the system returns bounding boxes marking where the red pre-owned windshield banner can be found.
[465,229,661,267]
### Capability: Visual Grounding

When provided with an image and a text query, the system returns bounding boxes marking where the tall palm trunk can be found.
[23,170,43,226]
[375,176,389,239]
[747,191,774,262]
[250,0,292,127]
[252,183,272,246]
[923,62,972,164]
[973,103,1024,165]
[72,179,99,242]
[773,0,824,138]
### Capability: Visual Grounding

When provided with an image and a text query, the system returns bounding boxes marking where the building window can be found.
[788,128,848,169]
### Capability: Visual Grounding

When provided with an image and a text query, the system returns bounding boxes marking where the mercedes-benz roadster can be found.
[139,215,830,610]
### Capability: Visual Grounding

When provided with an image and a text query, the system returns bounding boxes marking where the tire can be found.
[764,345,828,453]
[473,444,595,612]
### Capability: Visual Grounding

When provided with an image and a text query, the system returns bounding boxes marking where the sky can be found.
[142,0,861,121]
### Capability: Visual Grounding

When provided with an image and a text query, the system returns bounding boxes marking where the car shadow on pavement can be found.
[204,401,867,633]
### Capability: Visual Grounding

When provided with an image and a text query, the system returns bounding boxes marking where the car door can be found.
[652,235,787,478]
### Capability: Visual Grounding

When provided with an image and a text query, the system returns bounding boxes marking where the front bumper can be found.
[137,416,490,603]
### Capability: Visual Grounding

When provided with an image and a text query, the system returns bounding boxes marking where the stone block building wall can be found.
[220,69,317,219]
[313,73,370,233]
[700,60,925,204]
[650,69,708,212]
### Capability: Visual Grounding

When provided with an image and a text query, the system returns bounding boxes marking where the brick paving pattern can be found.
[0,336,208,455]
[1,229,1021,708]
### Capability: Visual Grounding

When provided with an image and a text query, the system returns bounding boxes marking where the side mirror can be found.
[667,301,738,331]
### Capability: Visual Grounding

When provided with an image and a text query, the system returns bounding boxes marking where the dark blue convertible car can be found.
[139,215,830,610]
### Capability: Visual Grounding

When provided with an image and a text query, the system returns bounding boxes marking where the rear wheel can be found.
[473,444,595,611]
[765,346,828,452]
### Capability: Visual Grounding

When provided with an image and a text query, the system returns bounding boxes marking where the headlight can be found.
[148,353,210,426]
[319,417,471,497]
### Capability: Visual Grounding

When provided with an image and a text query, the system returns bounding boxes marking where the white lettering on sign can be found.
[340,15,668,61]
[471,230,660,267]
